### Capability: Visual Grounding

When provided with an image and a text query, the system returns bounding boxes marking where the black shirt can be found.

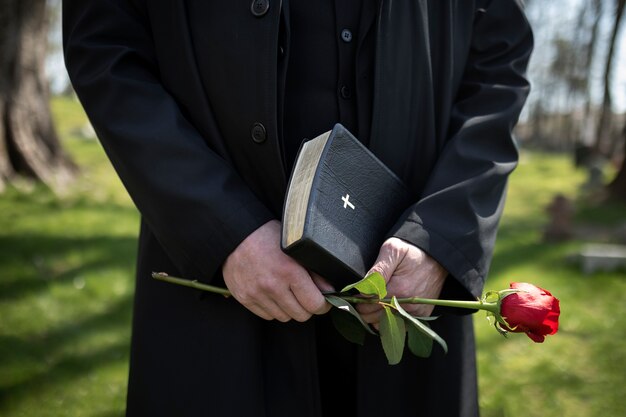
[281,0,376,174]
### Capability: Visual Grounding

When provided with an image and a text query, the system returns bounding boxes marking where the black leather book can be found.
[281,123,412,288]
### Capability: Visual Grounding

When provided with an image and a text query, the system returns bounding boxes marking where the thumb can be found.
[367,238,405,283]
[310,272,335,293]
[309,272,333,315]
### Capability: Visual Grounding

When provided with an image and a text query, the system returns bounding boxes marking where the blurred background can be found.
[1,0,626,416]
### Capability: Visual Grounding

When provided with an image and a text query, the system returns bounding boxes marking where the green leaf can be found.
[325,295,376,335]
[483,291,500,303]
[391,297,448,355]
[407,325,433,358]
[411,315,440,321]
[330,308,367,345]
[340,271,387,298]
[379,303,406,365]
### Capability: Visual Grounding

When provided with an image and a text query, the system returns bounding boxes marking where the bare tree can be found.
[579,0,603,150]
[594,0,626,156]
[522,1,597,150]
[0,0,76,193]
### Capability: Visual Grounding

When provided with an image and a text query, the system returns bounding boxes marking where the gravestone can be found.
[579,243,626,274]
[543,194,574,242]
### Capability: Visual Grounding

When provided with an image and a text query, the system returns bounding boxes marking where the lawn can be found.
[0,97,138,417]
[1,96,625,416]
[476,152,626,417]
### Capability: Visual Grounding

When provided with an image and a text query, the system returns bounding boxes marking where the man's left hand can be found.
[356,237,448,327]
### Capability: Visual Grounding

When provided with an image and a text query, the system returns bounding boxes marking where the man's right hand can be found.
[222,220,331,322]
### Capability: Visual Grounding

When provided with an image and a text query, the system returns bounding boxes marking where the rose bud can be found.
[499,282,560,343]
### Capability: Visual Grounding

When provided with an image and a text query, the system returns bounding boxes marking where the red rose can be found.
[500,282,560,343]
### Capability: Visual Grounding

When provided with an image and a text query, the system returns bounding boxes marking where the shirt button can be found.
[250,0,270,17]
[340,85,352,99]
[341,29,353,43]
[251,122,267,143]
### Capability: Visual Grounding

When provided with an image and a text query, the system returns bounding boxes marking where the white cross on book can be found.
[342,194,355,210]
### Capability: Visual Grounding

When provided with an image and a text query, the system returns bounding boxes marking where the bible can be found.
[281,123,412,288]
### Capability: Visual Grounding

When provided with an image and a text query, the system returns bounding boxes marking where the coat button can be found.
[251,122,267,143]
[340,85,352,99]
[341,29,353,43]
[250,0,270,17]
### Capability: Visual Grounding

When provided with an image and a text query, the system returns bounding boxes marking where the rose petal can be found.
[526,331,546,343]
[500,282,560,342]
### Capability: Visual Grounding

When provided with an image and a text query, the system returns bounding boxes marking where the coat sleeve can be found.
[389,0,534,300]
[62,0,275,281]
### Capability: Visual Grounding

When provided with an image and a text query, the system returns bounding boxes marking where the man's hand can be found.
[222,220,331,322]
[357,237,447,327]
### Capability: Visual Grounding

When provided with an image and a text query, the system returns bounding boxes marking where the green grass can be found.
[1,96,625,416]
[476,153,626,417]
[0,96,138,417]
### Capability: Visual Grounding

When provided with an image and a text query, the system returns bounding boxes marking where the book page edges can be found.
[282,131,331,247]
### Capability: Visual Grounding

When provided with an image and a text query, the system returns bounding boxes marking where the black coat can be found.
[63,1,533,416]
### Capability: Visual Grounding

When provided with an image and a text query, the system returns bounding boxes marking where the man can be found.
[63,1,533,416]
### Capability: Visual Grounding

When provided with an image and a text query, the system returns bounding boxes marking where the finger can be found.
[257,280,311,322]
[309,273,333,315]
[359,310,382,324]
[290,276,330,316]
[279,290,314,322]
[367,242,404,284]
[401,303,435,318]
[252,268,312,321]
[356,302,381,315]
[227,282,295,322]
[244,300,289,322]
[312,297,332,315]
[318,303,332,315]
[310,272,335,293]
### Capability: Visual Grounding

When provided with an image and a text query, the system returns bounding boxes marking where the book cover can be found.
[281,123,412,288]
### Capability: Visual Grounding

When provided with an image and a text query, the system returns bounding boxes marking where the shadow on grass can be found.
[0,232,136,414]
[489,222,578,276]
[0,341,130,410]
[0,293,133,373]
[0,234,137,301]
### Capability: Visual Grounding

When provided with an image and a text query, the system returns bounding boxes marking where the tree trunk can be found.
[593,0,626,157]
[580,0,602,149]
[607,123,626,200]
[0,0,76,193]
